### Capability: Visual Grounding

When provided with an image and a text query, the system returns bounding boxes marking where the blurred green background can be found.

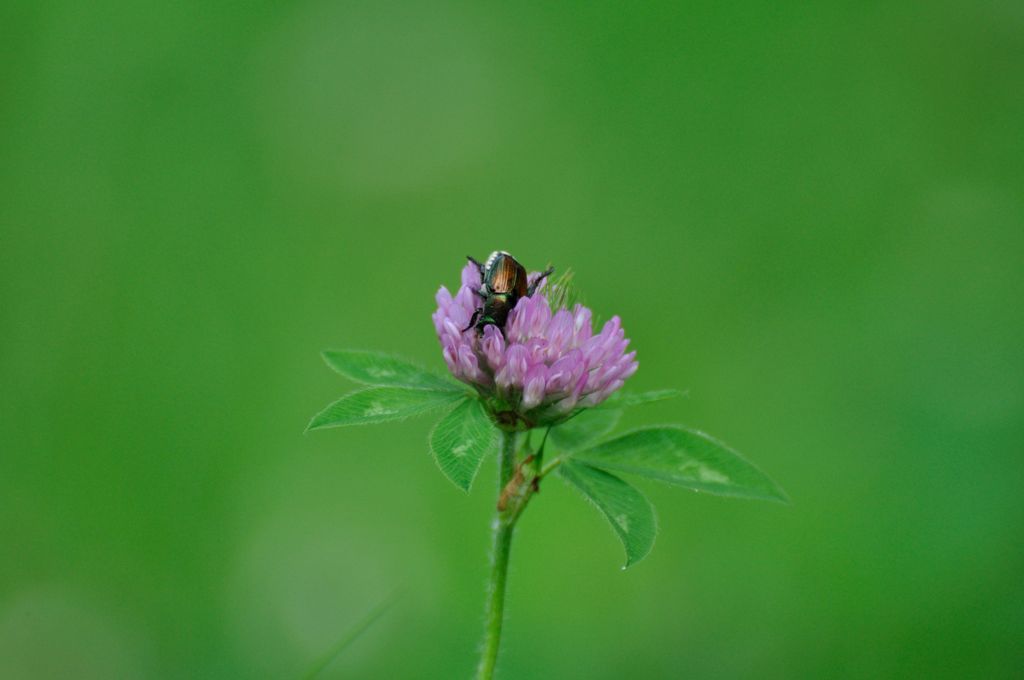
[2,1,1022,677]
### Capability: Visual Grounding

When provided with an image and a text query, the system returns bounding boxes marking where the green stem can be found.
[476,430,517,680]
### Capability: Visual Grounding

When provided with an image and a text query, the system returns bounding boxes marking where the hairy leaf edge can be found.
[557,461,658,568]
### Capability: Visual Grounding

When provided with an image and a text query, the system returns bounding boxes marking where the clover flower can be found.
[432,261,638,425]
[311,253,786,680]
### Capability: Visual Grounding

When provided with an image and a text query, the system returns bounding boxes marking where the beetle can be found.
[464,251,554,334]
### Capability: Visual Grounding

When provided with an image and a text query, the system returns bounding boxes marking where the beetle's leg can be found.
[462,309,482,333]
[527,266,555,296]
[466,256,485,276]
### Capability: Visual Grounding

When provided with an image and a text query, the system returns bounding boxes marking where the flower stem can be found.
[476,430,517,680]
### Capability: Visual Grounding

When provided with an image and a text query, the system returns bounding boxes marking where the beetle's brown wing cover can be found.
[513,266,528,297]
[512,262,528,296]
[490,256,527,296]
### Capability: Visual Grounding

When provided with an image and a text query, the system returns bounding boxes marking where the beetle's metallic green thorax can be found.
[482,292,515,329]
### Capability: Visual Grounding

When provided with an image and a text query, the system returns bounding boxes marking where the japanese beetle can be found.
[464,251,554,334]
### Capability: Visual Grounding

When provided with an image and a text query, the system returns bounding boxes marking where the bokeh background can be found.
[2,1,1022,678]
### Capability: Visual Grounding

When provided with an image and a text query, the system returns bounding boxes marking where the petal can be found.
[546,349,584,394]
[481,324,507,372]
[454,286,479,317]
[530,296,552,338]
[461,261,482,290]
[457,344,491,386]
[545,309,574,359]
[508,295,551,343]
[442,318,466,345]
[521,363,549,409]
[448,303,472,331]
[505,297,530,343]
[496,344,529,390]
[435,285,454,309]
[442,341,460,376]
[524,337,548,365]
[571,304,593,346]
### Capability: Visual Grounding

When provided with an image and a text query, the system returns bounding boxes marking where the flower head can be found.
[433,259,638,427]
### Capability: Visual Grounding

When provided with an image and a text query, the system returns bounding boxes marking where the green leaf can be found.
[307,388,464,430]
[429,398,497,491]
[603,389,685,408]
[322,349,460,391]
[558,460,657,567]
[550,408,623,451]
[572,426,788,503]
